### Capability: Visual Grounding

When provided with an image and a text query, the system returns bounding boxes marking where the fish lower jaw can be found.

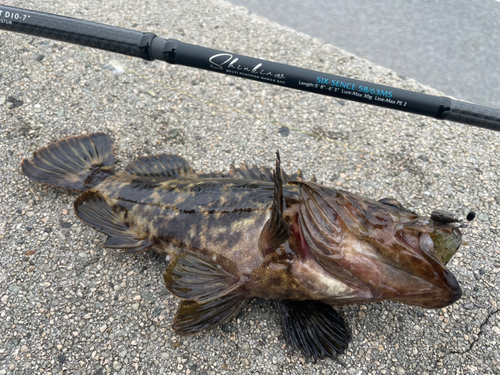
[390,285,462,309]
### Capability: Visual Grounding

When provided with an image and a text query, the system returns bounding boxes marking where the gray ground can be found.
[228,0,500,110]
[1,1,499,374]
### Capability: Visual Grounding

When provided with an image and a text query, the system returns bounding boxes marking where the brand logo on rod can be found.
[209,53,286,80]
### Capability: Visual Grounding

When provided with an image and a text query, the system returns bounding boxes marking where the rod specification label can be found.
[0,9,31,24]
[299,76,409,107]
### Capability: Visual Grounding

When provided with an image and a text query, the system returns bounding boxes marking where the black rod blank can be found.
[1,4,499,132]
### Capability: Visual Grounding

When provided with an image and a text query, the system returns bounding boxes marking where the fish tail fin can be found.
[21,133,115,191]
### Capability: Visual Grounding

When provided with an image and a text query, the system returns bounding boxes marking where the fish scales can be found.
[93,172,300,276]
[21,133,470,361]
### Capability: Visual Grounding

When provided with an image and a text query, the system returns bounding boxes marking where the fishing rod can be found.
[1,5,500,132]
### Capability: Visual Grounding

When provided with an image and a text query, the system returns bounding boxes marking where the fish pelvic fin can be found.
[164,253,245,303]
[165,253,246,335]
[258,151,290,257]
[277,300,351,361]
[172,294,246,335]
[21,133,114,191]
[124,154,197,178]
[74,191,151,252]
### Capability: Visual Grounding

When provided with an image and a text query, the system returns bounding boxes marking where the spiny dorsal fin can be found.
[199,162,316,183]
[277,299,351,361]
[124,154,197,178]
[258,151,290,257]
[124,152,317,183]
[285,168,317,183]
[197,164,276,181]
[74,191,151,252]
[228,164,276,182]
[164,253,245,304]
[172,294,245,335]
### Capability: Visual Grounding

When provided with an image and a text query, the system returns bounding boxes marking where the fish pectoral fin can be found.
[172,294,245,335]
[164,253,245,303]
[277,300,351,361]
[74,191,151,253]
[124,154,197,178]
[258,151,290,257]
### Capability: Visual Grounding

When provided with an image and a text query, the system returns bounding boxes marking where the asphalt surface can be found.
[228,0,500,110]
[1,0,500,374]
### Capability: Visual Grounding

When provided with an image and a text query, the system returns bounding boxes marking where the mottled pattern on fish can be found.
[21,133,468,361]
[91,174,288,275]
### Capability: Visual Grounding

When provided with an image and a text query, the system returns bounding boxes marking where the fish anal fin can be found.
[172,294,245,335]
[124,154,197,178]
[164,253,244,303]
[74,191,151,253]
[277,299,351,361]
[259,151,290,257]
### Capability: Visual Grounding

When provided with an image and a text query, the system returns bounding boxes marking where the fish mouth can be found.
[382,231,463,308]
[449,285,462,304]
[391,282,462,308]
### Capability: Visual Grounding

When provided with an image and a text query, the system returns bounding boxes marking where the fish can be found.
[21,133,470,361]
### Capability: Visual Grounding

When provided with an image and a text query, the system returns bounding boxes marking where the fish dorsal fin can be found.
[221,164,316,184]
[164,253,245,304]
[197,164,275,181]
[124,154,197,178]
[74,191,151,252]
[285,169,317,183]
[197,160,314,183]
[277,299,351,361]
[124,152,317,183]
[172,294,246,335]
[227,164,276,182]
[258,151,291,257]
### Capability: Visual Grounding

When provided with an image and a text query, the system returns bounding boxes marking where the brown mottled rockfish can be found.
[22,133,470,360]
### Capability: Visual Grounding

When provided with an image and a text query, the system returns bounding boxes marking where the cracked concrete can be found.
[438,309,500,374]
[448,309,499,356]
[443,309,500,362]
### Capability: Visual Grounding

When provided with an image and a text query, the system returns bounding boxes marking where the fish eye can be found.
[378,198,405,211]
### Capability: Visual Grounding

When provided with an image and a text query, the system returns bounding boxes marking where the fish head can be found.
[294,181,467,309]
